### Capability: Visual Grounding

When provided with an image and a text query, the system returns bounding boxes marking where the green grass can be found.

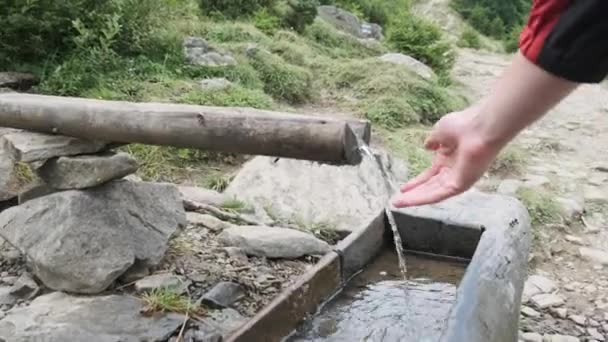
[178,85,274,109]
[381,127,432,177]
[490,145,527,176]
[458,26,482,49]
[319,58,467,128]
[140,288,202,315]
[206,173,233,192]
[221,198,248,212]
[516,188,560,226]
[303,19,386,58]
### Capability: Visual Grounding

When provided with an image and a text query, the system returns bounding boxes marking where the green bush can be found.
[457,26,482,49]
[504,23,523,53]
[280,0,319,33]
[388,13,455,74]
[452,0,530,40]
[248,48,314,103]
[0,0,162,65]
[365,97,419,128]
[253,8,281,35]
[178,85,274,109]
[198,0,276,18]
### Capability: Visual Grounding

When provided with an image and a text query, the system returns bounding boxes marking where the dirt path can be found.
[454,48,608,339]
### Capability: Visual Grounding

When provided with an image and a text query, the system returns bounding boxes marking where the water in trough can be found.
[286,249,467,342]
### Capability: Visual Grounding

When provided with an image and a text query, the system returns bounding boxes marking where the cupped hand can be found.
[392,108,501,208]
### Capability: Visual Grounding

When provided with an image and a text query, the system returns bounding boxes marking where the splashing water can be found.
[357,142,408,280]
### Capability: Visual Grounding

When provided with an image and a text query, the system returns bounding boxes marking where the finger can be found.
[399,164,440,193]
[393,176,460,208]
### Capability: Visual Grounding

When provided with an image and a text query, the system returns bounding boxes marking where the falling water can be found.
[356,142,408,280]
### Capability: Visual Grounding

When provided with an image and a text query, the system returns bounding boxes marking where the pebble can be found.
[551,308,568,319]
[522,332,543,342]
[570,314,587,326]
[587,327,605,341]
[522,306,542,318]
[564,283,576,292]
[589,318,601,327]
[200,281,244,309]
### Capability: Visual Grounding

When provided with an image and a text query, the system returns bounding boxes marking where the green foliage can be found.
[504,23,524,53]
[280,0,320,33]
[198,0,275,18]
[382,127,432,177]
[141,288,202,315]
[253,8,281,35]
[452,0,530,40]
[303,19,385,58]
[247,48,314,104]
[325,0,409,26]
[206,174,233,192]
[179,85,274,109]
[388,13,455,75]
[221,198,248,212]
[517,188,560,226]
[0,0,163,65]
[458,26,482,49]
[322,58,465,127]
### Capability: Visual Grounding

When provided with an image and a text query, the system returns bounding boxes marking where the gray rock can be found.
[36,152,138,190]
[523,174,550,188]
[1,131,106,163]
[317,6,383,39]
[183,36,236,66]
[218,226,331,259]
[0,180,186,294]
[201,281,244,308]
[551,307,568,319]
[0,72,38,91]
[180,328,223,342]
[521,306,541,318]
[134,273,188,294]
[187,212,232,231]
[555,197,584,220]
[207,308,247,337]
[523,332,543,342]
[200,78,233,91]
[569,314,587,326]
[542,335,580,342]
[531,293,565,309]
[579,247,608,265]
[584,185,608,205]
[589,318,600,327]
[225,150,403,233]
[496,179,523,196]
[379,53,435,80]
[0,292,184,341]
[587,328,605,341]
[565,235,585,245]
[224,247,248,264]
[527,275,558,294]
[0,286,16,306]
[179,186,231,207]
[17,182,57,204]
[9,272,39,300]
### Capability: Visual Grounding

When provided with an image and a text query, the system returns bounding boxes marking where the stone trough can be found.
[225,190,532,342]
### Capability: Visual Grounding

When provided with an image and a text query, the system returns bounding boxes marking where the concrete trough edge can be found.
[226,211,387,342]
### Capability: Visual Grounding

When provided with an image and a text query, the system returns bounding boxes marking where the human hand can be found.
[392,107,502,208]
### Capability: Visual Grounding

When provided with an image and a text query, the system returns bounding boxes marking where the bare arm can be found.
[392,53,578,208]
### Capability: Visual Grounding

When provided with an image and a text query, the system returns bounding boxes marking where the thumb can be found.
[424,125,456,154]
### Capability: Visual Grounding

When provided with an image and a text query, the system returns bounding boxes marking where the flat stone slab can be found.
[1,131,106,163]
[579,247,608,265]
[0,292,184,341]
[218,226,331,259]
[0,180,186,294]
[531,293,565,309]
[179,186,231,207]
[36,152,138,189]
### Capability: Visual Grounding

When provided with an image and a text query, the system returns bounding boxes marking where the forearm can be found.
[472,52,579,149]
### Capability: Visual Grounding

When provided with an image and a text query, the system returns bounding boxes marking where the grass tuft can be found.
[516,188,560,226]
[141,288,203,315]
[490,146,527,176]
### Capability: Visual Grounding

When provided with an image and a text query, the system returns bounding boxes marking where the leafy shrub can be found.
[253,8,281,35]
[452,0,530,40]
[504,23,524,53]
[0,0,162,65]
[458,26,482,49]
[280,0,320,33]
[204,22,271,44]
[365,97,418,128]
[198,0,276,18]
[388,13,455,74]
[247,48,313,103]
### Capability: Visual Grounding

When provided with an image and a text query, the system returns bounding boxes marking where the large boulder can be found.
[379,53,435,80]
[36,152,138,190]
[0,180,186,294]
[183,36,237,66]
[218,226,331,259]
[0,292,185,342]
[317,5,383,40]
[225,150,405,233]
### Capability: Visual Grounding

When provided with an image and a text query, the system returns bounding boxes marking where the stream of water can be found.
[357,143,408,280]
